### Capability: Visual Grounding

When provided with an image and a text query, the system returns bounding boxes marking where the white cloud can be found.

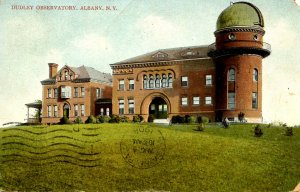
[264,19,298,48]
[72,33,112,57]
[295,0,300,6]
[44,49,65,65]
[136,15,184,43]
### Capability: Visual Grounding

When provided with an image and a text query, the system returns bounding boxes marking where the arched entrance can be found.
[63,104,70,118]
[149,97,168,119]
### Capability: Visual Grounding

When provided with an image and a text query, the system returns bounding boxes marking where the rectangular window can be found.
[81,104,85,116]
[228,92,236,109]
[252,92,258,109]
[96,88,102,98]
[74,87,79,97]
[54,105,58,117]
[74,104,78,116]
[47,89,52,98]
[205,75,212,85]
[129,79,134,90]
[193,96,200,105]
[128,99,134,114]
[54,88,58,98]
[181,97,188,106]
[119,80,125,91]
[100,108,104,116]
[47,105,52,117]
[119,99,124,115]
[181,76,188,87]
[61,86,71,98]
[205,96,212,105]
[81,87,85,97]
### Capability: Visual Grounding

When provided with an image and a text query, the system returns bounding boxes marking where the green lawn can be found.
[0,123,299,191]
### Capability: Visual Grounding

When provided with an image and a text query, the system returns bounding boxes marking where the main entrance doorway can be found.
[149,97,168,119]
[63,104,70,118]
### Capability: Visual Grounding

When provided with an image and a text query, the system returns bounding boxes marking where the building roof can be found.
[111,45,210,66]
[41,65,112,85]
[216,2,264,31]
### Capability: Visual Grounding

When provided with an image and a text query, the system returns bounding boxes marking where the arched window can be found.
[155,74,160,88]
[253,68,258,81]
[161,74,167,88]
[149,75,154,88]
[167,73,173,87]
[143,75,148,89]
[228,68,235,81]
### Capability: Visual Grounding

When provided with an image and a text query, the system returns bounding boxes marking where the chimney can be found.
[48,63,58,78]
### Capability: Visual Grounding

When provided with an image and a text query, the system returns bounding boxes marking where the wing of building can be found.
[110,1,271,123]
[41,64,112,124]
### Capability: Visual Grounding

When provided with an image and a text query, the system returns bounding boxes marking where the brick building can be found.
[110,2,271,122]
[41,63,112,124]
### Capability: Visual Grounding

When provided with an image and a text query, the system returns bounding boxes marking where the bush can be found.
[109,115,120,123]
[85,115,97,124]
[138,115,144,122]
[120,116,129,123]
[97,115,110,123]
[148,115,154,123]
[197,116,209,124]
[59,116,71,124]
[74,117,83,124]
[171,115,185,124]
[238,112,245,122]
[254,124,263,137]
[285,127,293,136]
[133,115,140,123]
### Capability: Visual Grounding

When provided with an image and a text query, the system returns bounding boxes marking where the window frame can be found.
[228,68,235,81]
[205,75,212,86]
[181,97,188,106]
[193,96,200,105]
[128,99,135,114]
[181,76,188,87]
[119,79,125,91]
[119,99,125,115]
[205,96,212,105]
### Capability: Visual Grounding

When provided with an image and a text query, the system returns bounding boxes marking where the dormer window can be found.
[152,51,168,60]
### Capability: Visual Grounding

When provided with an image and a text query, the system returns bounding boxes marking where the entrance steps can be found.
[153,119,170,125]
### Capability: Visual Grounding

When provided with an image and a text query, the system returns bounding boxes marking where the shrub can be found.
[197,116,209,124]
[238,112,245,122]
[254,124,263,137]
[59,116,71,124]
[97,115,110,123]
[148,115,154,123]
[138,115,144,122]
[171,115,185,124]
[109,115,120,123]
[132,115,141,123]
[74,117,83,124]
[85,115,97,124]
[285,127,293,136]
[120,116,129,123]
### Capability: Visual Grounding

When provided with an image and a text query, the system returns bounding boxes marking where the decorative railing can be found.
[208,42,271,52]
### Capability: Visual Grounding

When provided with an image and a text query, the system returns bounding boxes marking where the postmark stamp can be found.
[120,126,166,169]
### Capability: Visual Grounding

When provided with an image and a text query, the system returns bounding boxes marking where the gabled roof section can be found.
[111,45,210,66]
[41,65,112,85]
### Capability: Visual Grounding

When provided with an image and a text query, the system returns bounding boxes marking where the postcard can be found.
[0,0,299,191]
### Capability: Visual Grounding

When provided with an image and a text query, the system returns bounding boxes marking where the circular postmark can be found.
[120,125,166,169]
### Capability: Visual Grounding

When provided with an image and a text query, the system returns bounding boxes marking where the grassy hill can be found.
[0,123,299,191]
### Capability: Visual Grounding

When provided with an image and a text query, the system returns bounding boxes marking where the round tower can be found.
[208,2,271,122]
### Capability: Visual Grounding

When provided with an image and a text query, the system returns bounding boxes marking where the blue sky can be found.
[1,0,300,125]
